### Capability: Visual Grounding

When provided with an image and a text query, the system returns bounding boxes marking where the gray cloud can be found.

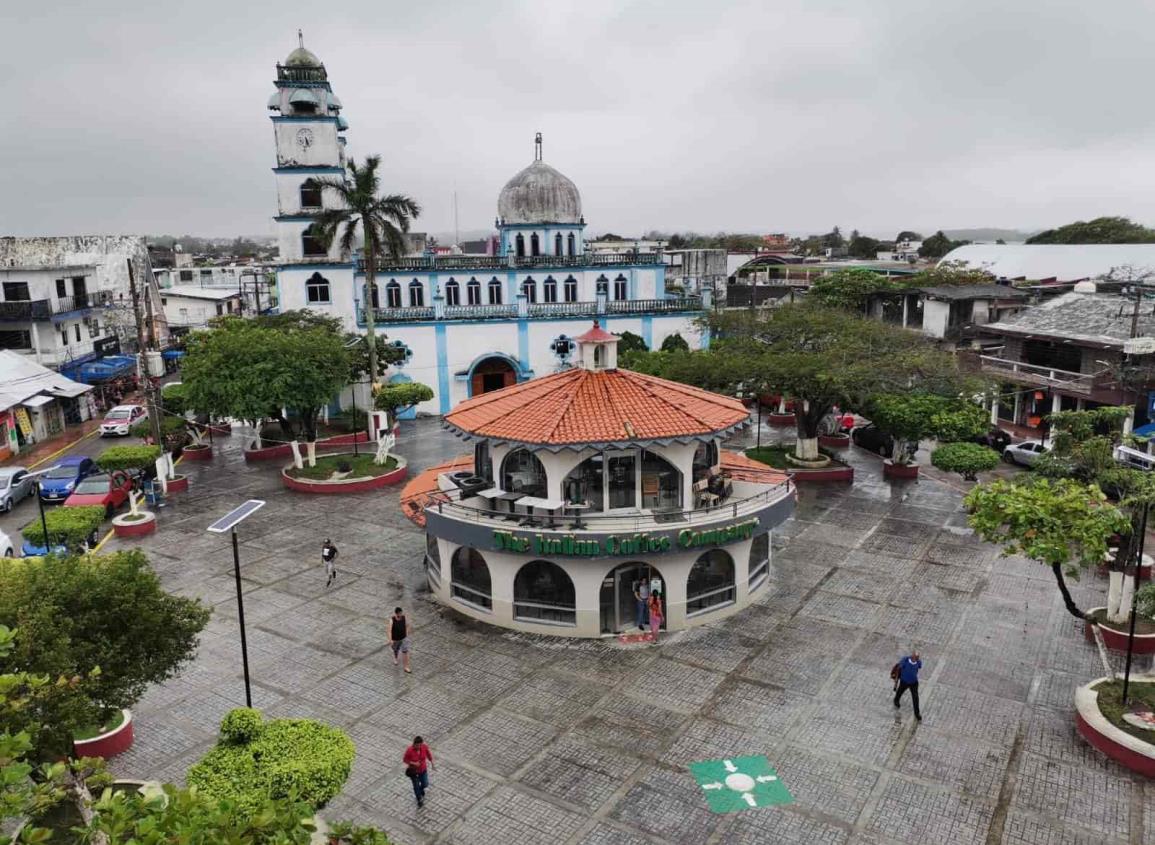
[3,0,1155,240]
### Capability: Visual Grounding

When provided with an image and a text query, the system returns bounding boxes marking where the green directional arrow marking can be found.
[688,755,794,814]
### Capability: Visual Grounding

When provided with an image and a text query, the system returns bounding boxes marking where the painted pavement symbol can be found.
[688,755,794,813]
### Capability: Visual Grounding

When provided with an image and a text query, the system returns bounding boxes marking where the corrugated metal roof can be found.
[940,244,1155,283]
[983,291,1155,347]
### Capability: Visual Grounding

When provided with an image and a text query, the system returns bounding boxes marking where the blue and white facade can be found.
[268,41,706,415]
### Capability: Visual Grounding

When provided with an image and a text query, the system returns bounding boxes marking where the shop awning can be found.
[1133,423,1155,437]
[162,349,186,360]
[22,395,54,408]
[48,382,92,398]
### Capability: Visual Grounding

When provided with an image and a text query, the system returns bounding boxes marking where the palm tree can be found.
[310,156,421,392]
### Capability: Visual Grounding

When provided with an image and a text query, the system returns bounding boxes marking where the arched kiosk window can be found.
[424,533,442,588]
[687,549,735,615]
[514,560,576,625]
[692,440,719,486]
[502,449,547,498]
[451,547,492,610]
[748,533,770,592]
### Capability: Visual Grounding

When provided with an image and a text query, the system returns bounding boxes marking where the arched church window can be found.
[614,274,628,301]
[515,234,526,258]
[299,180,322,210]
[488,278,503,305]
[384,281,400,309]
[301,231,325,257]
[530,233,541,257]
[522,277,537,304]
[467,278,482,306]
[543,277,557,304]
[564,276,578,302]
[554,233,563,256]
[445,278,460,307]
[305,272,330,304]
[409,279,425,307]
[596,275,609,296]
[567,233,576,256]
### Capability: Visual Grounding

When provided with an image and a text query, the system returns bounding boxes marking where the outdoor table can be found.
[476,487,503,516]
[566,501,591,529]
[496,491,524,514]
[518,496,566,528]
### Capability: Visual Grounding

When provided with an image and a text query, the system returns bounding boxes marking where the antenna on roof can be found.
[298,29,304,48]
[535,132,542,162]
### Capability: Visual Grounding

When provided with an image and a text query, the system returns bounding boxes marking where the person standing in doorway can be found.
[403,736,434,808]
[634,577,650,631]
[893,651,923,721]
[321,539,338,587]
[648,591,664,643]
[389,606,411,673]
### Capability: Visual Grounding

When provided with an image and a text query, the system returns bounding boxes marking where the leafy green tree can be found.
[616,331,648,357]
[807,267,893,311]
[905,262,997,288]
[1026,216,1155,244]
[929,400,991,443]
[847,233,881,259]
[659,333,689,353]
[20,506,106,552]
[95,445,162,472]
[895,230,923,242]
[374,382,434,441]
[0,550,209,754]
[931,442,1000,481]
[310,156,422,391]
[868,393,956,464]
[919,230,964,259]
[965,478,1130,619]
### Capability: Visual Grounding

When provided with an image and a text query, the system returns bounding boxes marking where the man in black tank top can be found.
[389,606,411,673]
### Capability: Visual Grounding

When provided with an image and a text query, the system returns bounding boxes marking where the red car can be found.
[63,470,134,516]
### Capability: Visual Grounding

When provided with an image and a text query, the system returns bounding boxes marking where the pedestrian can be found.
[403,735,434,808]
[634,577,650,631]
[321,538,338,587]
[892,651,923,721]
[389,606,411,673]
[648,591,664,642]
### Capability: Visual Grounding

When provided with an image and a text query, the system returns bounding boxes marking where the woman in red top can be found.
[648,592,664,643]
[403,736,434,807]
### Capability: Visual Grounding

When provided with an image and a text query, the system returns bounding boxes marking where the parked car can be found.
[851,424,917,460]
[0,529,13,558]
[100,404,147,437]
[63,470,134,516]
[972,427,1012,452]
[0,466,35,512]
[1003,441,1049,467]
[38,456,96,503]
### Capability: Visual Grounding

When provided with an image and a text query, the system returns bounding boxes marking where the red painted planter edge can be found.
[165,475,189,493]
[883,461,920,480]
[818,434,850,448]
[1075,680,1155,777]
[112,514,156,537]
[1083,607,1155,654]
[789,465,854,483]
[73,709,134,759]
[767,413,796,426]
[181,445,213,461]
[281,456,408,494]
[244,431,371,462]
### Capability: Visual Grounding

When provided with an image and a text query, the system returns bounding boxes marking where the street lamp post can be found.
[25,466,60,553]
[1122,501,1151,704]
[207,500,266,707]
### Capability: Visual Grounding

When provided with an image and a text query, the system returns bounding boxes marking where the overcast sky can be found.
[4,0,1155,241]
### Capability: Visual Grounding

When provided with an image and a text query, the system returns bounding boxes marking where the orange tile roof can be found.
[445,367,749,446]
[572,321,618,343]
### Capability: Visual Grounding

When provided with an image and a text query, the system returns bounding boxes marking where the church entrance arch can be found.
[471,356,517,396]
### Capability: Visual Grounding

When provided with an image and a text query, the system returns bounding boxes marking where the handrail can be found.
[978,355,1101,393]
[360,252,665,272]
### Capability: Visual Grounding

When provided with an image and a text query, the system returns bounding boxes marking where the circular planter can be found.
[282,454,408,494]
[883,460,920,480]
[165,474,189,494]
[818,434,850,449]
[1075,678,1155,777]
[1097,554,1153,581]
[768,413,796,427]
[244,442,293,463]
[207,422,232,436]
[1083,608,1155,654]
[788,465,854,483]
[112,511,156,537]
[74,709,133,759]
[181,444,213,462]
[316,431,371,451]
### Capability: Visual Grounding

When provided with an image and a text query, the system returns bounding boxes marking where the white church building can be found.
[267,38,707,415]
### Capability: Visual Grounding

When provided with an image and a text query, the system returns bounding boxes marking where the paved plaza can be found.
[71,419,1153,844]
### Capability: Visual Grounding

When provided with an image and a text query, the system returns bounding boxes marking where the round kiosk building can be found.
[421,323,796,637]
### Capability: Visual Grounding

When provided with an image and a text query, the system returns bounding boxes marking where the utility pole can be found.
[127,258,164,448]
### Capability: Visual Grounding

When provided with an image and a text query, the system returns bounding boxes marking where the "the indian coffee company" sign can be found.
[492,518,760,557]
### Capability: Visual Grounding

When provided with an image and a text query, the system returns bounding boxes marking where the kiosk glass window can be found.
[451,547,492,610]
[564,454,604,512]
[687,549,735,615]
[607,451,636,509]
[748,533,770,591]
[425,533,441,588]
[514,560,576,625]
[502,449,547,498]
[692,440,719,485]
[640,450,681,511]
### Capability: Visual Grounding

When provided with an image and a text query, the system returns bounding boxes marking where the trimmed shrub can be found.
[21,505,105,548]
[220,707,264,744]
[161,382,189,416]
[932,441,1001,481]
[96,445,162,472]
[187,714,354,812]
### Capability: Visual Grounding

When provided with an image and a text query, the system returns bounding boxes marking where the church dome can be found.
[497,135,582,225]
[285,45,322,67]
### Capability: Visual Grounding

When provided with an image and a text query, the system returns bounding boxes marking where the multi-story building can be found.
[154,264,277,316]
[266,38,706,416]
[160,286,246,332]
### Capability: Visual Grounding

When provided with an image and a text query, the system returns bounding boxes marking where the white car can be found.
[1003,440,1049,467]
[0,528,13,558]
[100,404,147,437]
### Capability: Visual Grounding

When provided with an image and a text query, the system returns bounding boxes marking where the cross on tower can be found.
[535,131,542,162]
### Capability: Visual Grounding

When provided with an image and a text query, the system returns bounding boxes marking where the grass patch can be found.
[745,446,848,469]
[1092,679,1155,742]
[1087,607,1155,636]
[74,709,126,741]
[119,513,149,523]
[286,453,398,481]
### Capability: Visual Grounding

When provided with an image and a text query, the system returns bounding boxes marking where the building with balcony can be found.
[160,286,245,332]
[154,264,277,315]
[267,38,705,416]
[420,324,794,637]
[866,284,1029,343]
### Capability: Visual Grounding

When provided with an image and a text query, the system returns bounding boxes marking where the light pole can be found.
[1123,500,1150,704]
[207,500,266,707]
[25,466,59,553]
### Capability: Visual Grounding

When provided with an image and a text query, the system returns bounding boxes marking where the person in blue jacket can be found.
[893,652,922,721]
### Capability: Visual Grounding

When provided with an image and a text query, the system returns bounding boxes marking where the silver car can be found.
[0,466,34,512]
[1003,440,1049,467]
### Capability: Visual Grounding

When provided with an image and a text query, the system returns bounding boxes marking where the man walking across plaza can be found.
[893,651,922,721]
[321,538,338,588]
[389,606,412,673]
[403,736,434,808]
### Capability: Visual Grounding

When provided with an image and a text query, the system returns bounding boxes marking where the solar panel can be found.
[206,500,267,533]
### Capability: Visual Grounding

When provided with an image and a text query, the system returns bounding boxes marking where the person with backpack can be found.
[321,539,338,587]
[403,736,434,808]
[892,652,923,721]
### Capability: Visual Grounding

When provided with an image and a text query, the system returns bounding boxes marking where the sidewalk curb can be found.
[28,428,100,470]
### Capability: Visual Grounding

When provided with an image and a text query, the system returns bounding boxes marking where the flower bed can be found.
[818,433,850,449]
[282,453,407,494]
[73,708,134,758]
[745,446,853,483]
[1083,607,1155,654]
[883,460,920,480]
[767,413,796,427]
[112,511,156,538]
[1075,678,1155,776]
[165,474,189,494]
[244,431,371,463]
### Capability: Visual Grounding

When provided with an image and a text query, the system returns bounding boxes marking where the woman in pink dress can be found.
[648,592,664,642]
